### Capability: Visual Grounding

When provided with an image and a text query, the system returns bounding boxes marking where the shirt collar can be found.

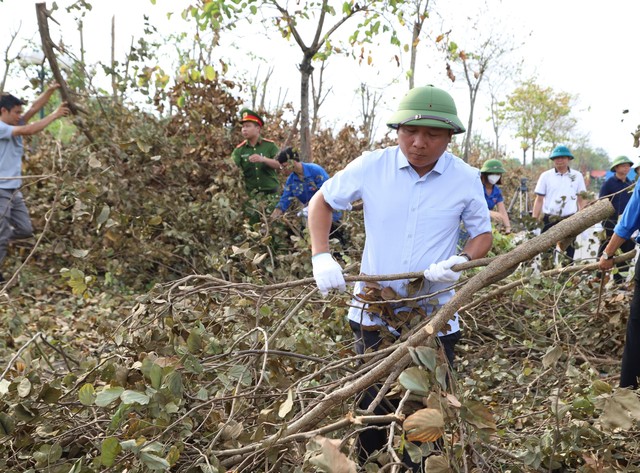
[397,148,449,176]
[554,167,571,175]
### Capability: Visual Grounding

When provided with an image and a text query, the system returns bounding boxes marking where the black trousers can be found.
[597,218,635,283]
[349,320,461,472]
[620,257,640,388]
[542,214,575,260]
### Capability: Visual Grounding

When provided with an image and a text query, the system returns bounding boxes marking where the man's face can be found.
[615,163,631,177]
[241,121,261,141]
[397,125,452,174]
[0,105,23,125]
[552,156,570,172]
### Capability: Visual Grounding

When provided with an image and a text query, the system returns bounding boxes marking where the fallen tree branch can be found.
[216,199,615,466]
[35,2,94,143]
[461,250,636,311]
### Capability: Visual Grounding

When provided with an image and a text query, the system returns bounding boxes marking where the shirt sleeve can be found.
[0,122,13,140]
[231,147,242,167]
[461,172,492,239]
[614,183,640,240]
[534,173,546,196]
[599,179,612,198]
[276,174,296,211]
[495,186,504,204]
[576,173,586,193]
[320,155,365,211]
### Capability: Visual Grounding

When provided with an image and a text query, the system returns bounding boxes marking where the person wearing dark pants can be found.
[0,85,69,282]
[599,176,640,389]
[532,145,587,268]
[349,320,460,470]
[597,155,635,284]
[307,86,492,471]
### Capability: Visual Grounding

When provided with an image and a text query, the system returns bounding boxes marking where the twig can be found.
[0,331,42,380]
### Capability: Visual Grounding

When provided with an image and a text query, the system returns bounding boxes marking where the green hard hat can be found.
[386,85,465,134]
[610,155,634,171]
[549,145,574,160]
[480,159,506,174]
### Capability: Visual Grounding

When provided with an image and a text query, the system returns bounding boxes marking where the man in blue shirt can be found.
[307,85,492,470]
[598,155,635,283]
[600,177,640,389]
[271,147,344,244]
[0,85,69,282]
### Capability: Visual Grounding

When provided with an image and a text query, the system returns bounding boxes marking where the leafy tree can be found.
[500,79,576,165]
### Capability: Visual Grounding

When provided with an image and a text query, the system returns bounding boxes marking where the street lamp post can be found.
[18,50,46,118]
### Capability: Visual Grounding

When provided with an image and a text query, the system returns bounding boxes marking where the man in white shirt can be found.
[307,85,492,471]
[532,145,587,266]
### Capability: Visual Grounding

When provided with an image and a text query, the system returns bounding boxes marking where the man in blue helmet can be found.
[532,145,587,266]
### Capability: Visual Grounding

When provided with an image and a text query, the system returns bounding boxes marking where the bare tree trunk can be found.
[36,2,94,143]
[111,16,117,105]
[299,53,313,162]
[1,26,20,94]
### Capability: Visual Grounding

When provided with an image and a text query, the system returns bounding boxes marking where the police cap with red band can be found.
[240,108,264,127]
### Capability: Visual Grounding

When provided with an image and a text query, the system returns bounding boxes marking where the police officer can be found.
[231,109,281,196]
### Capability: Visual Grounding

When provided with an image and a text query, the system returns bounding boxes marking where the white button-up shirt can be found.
[534,167,586,217]
[322,146,491,335]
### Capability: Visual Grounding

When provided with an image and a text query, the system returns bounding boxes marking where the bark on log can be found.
[219,198,616,464]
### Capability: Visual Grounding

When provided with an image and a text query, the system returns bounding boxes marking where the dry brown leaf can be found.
[403,408,444,442]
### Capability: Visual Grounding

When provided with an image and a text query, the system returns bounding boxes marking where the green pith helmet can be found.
[610,155,634,171]
[480,159,506,174]
[549,145,574,160]
[386,85,466,134]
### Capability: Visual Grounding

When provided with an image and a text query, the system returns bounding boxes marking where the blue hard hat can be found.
[549,145,574,160]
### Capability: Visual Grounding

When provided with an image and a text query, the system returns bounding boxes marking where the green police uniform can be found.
[231,137,280,194]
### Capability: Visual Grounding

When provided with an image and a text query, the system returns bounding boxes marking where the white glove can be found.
[312,253,346,296]
[423,255,468,283]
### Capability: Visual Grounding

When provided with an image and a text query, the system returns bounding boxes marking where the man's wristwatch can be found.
[458,252,471,262]
[602,251,612,260]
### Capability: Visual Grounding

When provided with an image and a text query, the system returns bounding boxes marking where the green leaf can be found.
[33,443,63,467]
[0,379,10,396]
[17,377,31,397]
[408,346,437,372]
[95,386,125,407]
[14,403,37,421]
[39,384,62,403]
[140,451,171,470]
[150,363,163,389]
[165,371,183,397]
[398,367,430,396]
[96,205,110,225]
[78,383,96,406]
[187,330,202,353]
[0,412,15,436]
[120,390,150,405]
[101,437,122,467]
[70,248,90,258]
[542,344,563,368]
[204,65,216,81]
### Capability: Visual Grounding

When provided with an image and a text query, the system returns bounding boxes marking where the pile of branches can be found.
[3,200,640,472]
